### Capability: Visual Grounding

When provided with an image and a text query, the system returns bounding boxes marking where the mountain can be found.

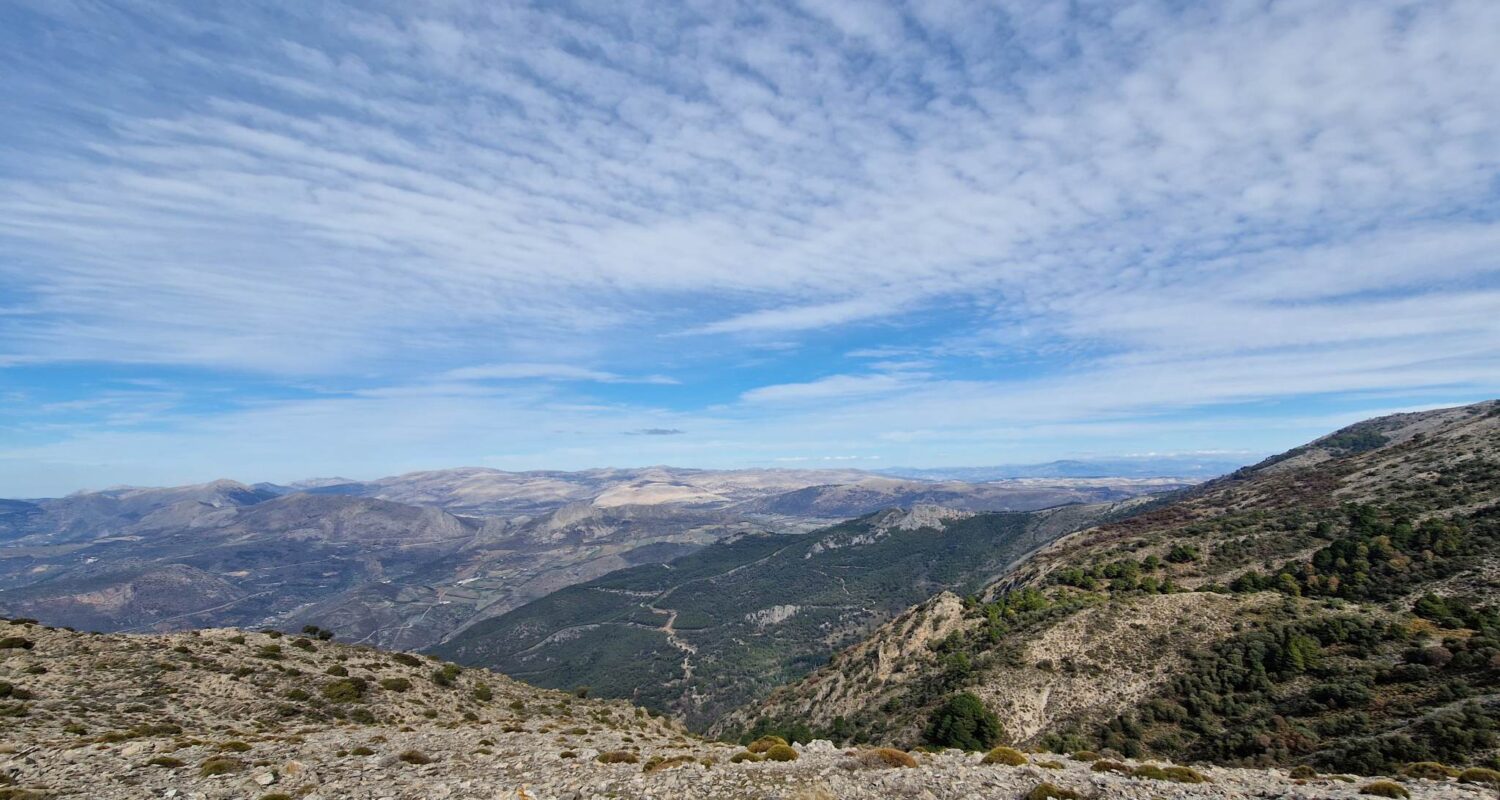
[878,455,1251,481]
[4,619,1470,799]
[734,400,1500,776]
[0,467,1184,649]
[430,500,1141,729]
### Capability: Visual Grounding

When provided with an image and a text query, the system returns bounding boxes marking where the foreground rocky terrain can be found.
[0,467,1186,650]
[3,620,1494,800]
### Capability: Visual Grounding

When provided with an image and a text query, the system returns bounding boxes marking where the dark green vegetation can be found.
[925,692,1005,751]
[434,505,1114,728]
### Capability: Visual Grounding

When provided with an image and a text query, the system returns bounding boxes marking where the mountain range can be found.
[0,466,1189,650]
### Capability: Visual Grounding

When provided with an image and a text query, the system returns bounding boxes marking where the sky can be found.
[1,0,1498,497]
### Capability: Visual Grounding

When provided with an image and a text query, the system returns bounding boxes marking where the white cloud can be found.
[439,363,677,384]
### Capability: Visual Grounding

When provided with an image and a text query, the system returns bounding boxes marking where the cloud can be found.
[626,428,686,436]
[1,1,1498,494]
[440,364,677,385]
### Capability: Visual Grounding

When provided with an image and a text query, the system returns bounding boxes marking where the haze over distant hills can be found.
[877,455,1253,481]
[0,465,1191,650]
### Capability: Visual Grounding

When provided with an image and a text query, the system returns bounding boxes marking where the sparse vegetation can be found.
[980,746,1027,766]
[596,750,639,764]
[1359,780,1410,798]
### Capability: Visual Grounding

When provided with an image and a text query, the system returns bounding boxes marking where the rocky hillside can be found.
[3,618,1492,800]
[0,468,1185,651]
[736,401,1500,776]
[431,501,1137,729]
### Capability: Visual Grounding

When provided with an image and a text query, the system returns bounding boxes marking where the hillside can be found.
[3,618,1489,799]
[735,401,1500,776]
[431,501,1136,728]
[0,468,1185,650]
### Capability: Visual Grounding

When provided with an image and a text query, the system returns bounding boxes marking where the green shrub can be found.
[559,751,577,759]
[981,746,1027,766]
[1036,760,1064,769]
[728,750,761,763]
[350,746,375,756]
[1162,766,1210,783]
[397,750,432,765]
[473,683,492,702]
[348,708,376,724]
[321,678,367,703]
[227,635,246,644]
[925,692,1004,751]
[1069,751,1101,762]
[218,741,252,752]
[1091,760,1131,774]
[259,794,293,800]
[392,653,422,667]
[1458,768,1500,785]
[432,664,462,686]
[291,638,315,651]
[764,744,798,762]
[597,750,639,764]
[1023,784,1082,800]
[199,757,241,776]
[379,678,412,692]
[146,756,184,768]
[1359,781,1409,798]
[0,637,33,650]
[746,735,788,754]
[1290,765,1318,779]
[325,665,348,677]
[285,688,310,701]
[1401,762,1457,780]
[643,755,695,772]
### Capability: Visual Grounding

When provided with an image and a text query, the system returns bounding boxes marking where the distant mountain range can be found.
[0,466,1190,650]
[877,454,1253,481]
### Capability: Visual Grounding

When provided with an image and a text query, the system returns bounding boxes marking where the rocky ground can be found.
[2,620,1495,799]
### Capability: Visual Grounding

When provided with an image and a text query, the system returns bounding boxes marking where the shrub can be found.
[729,750,761,763]
[1036,760,1064,769]
[596,750,639,764]
[350,746,375,756]
[573,686,589,698]
[146,756,184,768]
[473,683,492,702]
[321,678,367,703]
[218,741,252,752]
[291,638,315,652]
[1024,784,1082,800]
[0,637,33,650]
[1162,766,1209,783]
[1091,760,1131,774]
[1458,768,1500,785]
[255,644,283,660]
[559,751,577,759]
[1069,751,1101,762]
[392,653,422,667]
[259,794,293,800]
[431,663,462,687]
[860,748,918,768]
[379,678,412,692]
[348,708,376,724]
[981,746,1027,766]
[643,755,695,772]
[764,744,799,762]
[1290,765,1318,779]
[925,692,1004,751]
[747,735,788,754]
[227,635,246,644]
[325,665,348,677]
[397,750,432,765]
[1359,781,1409,798]
[1401,762,1457,780]
[199,758,241,776]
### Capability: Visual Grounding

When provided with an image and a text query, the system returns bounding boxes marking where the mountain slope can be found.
[3,618,1472,799]
[431,500,1137,728]
[736,401,1500,775]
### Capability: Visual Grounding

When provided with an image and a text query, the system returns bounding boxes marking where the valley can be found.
[0,467,1185,651]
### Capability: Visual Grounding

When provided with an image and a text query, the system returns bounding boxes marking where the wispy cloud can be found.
[440,363,677,385]
[0,1,1497,494]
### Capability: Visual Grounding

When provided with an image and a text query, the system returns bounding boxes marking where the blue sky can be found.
[1,0,1498,496]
